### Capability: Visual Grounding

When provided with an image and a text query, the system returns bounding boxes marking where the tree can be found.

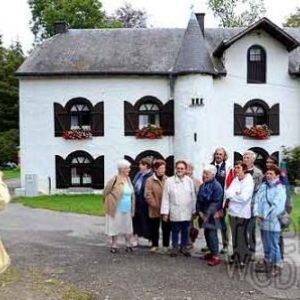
[28,0,122,42]
[113,2,148,28]
[283,7,300,27]
[0,39,24,132]
[207,0,266,27]
[0,129,19,164]
[282,146,300,186]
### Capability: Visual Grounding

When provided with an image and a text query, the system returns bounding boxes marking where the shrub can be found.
[282,145,300,185]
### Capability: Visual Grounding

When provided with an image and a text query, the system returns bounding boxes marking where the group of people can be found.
[103,148,292,277]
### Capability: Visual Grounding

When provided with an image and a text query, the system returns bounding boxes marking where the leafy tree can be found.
[282,146,300,186]
[113,2,148,28]
[283,7,300,27]
[0,39,24,132]
[0,129,19,164]
[207,0,266,27]
[28,0,122,42]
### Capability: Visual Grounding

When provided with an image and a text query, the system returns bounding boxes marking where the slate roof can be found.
[17,15,300,77]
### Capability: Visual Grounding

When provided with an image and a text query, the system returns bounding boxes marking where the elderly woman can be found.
[132,157,153,246]
[145,159,171,253]
[196,165,223,266]
[161,160,196,257]
[225,161,254,267]
[103,159,135,253]
[254,165,286,276]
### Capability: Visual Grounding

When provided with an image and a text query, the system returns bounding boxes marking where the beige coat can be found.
[145,174,168,218]
[103,175,135,217]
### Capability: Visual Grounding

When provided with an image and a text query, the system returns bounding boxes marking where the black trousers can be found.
[230,216,251,263]
[149,218,171,247]
[247,216,256,254]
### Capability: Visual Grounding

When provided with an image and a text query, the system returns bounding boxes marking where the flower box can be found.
[135,124,163,139]
[62,128,92,140]
[242,125,271,140]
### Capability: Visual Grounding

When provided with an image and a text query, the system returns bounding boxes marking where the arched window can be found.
[138,102,160,129]
[124,96,174,136]
[55,151,104,189]
[234,100,279,135]
[54,98,104,137]
[70,154,92,186]
[70,102,91,129]
[247,45,266,84]
[245,104,267,127]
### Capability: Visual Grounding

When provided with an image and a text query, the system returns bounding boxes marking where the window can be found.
[70,103,91,129]
[138,102,160,129]
[234,100,279,135]
[247,45,266,84]
[54,98,104,137]
[245,105,267,127]
[55,151,104,189]
[124,96,174,136]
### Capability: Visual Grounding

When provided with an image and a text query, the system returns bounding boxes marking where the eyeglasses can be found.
[266,161,274,164]
[176,167,185,170]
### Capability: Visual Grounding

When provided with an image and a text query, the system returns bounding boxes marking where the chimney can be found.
[54,21,69,35]
[195,13,205,36]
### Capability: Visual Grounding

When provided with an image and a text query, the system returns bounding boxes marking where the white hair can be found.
[117,159,131,171]
[243,150,256,161]
[203,164,217,176]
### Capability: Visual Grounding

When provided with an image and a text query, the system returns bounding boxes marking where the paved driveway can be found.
[0,204,299,299]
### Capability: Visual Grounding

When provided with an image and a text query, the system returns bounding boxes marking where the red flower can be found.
[63,128,92,140]
[243,125,271,140]
[135,124,163,139]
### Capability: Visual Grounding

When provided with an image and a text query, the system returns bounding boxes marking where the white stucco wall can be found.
[19,76,173,193]
[211,30,300,165]
[19,30,300,193]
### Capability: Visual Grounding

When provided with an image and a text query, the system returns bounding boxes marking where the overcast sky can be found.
[0,0,299,53]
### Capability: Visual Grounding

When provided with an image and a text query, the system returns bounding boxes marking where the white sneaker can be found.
[149,247,158,253]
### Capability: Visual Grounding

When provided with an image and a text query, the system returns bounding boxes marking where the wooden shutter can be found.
[234,103,244,135]
[54,103,69,137]
[91,156,104,189]
[165,155,174,176]
[124,101,138,136]
[160,100,174,135]
[55,155,69,188]
[91,102,104,136]
[269,103,279,135]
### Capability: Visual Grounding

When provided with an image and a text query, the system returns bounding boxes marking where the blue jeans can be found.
[204,228,219,256]
[170,221,190,248]
[261,230,281,265]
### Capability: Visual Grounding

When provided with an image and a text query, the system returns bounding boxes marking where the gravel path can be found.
[0,204,299,300]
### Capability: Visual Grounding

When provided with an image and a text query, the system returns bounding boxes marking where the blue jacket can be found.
[196,178,223,229]
[253,181,286,232]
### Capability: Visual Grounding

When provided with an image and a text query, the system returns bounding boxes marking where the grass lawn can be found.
[3,168,20,180]
[12,194,105,216]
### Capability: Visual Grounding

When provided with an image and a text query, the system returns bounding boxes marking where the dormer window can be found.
[247,45,266,84]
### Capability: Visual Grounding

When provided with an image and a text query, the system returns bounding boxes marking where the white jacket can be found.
[225,173,254,219]
[161,175,196,221]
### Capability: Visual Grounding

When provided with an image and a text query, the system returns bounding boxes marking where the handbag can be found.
[277,210,291,228]
[189,225,199,243]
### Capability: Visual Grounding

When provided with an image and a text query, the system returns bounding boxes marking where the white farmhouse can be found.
[17,14,300,194]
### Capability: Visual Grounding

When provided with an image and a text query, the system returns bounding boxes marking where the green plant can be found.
[282,145,300,185]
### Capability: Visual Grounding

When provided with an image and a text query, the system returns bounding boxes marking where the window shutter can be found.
[91,155,104,189]
[269,103,279,135]
[55,155,69,188]
[234,103,244,135]
[165,155,174,176]
[160,100,174,135]
[124,101,138,136]
[91,102,104,136]
[54,103,69,137]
